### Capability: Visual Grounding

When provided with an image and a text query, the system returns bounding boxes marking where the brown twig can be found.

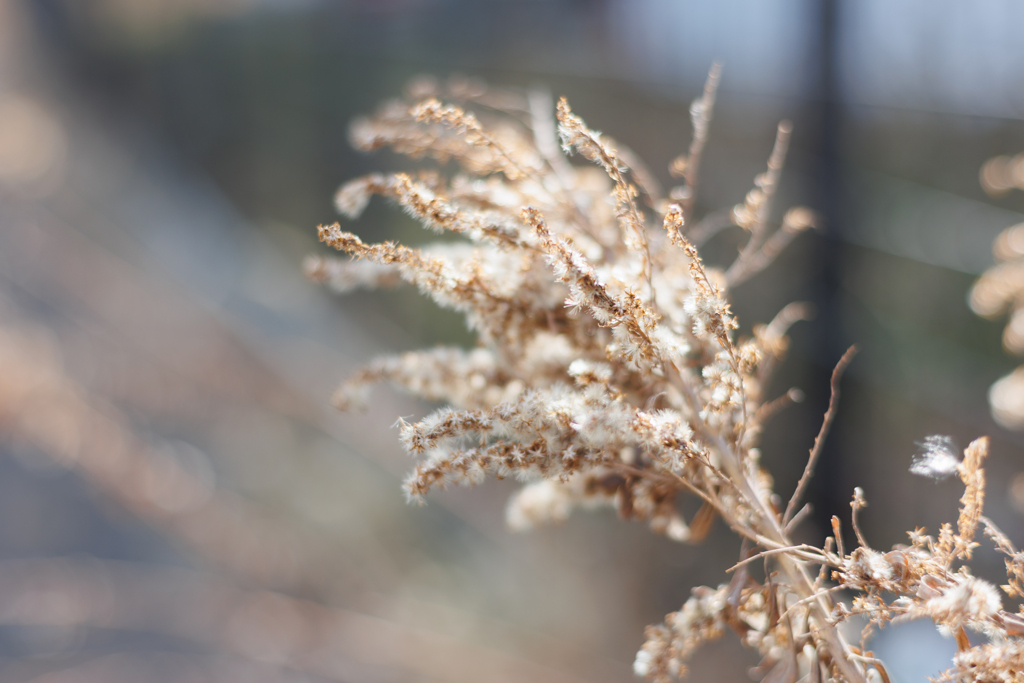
[784,502,812,534]
[679,62,722,223]
[783,346,858,525]
[726,544,827,573]
[725,120,792,286]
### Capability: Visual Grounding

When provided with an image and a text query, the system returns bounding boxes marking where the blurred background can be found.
[1,1,1024,681]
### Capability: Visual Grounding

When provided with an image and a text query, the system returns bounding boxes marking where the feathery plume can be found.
[312,72,1018,683]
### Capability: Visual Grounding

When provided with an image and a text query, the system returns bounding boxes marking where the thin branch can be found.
[784,502,812,535]
[617,141,664,209]
[686,208,736,246]
[527,87,601,240]
[815,537,836,591]
[784,346,858,525]
[756,302,815,387]
[755,387,804,424]
[680,62,722,222]
[614,462,791,553]
[752,121,792,242]
[982,515,1018,553]
[726,544,827,573]
[776,585,848,625]
[832,516,846,559]
[727,208,819,287]
[724,120,792,285]
[850,487,871,550]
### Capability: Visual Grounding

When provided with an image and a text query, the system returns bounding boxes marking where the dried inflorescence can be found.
[833,436,1024,683]
[972,153,1024,428]
[311,72,1022,682]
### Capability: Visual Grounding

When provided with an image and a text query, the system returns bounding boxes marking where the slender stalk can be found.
[785,346,858,525]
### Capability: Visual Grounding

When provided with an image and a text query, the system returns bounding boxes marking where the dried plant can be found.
[311,71,1024,683]
[972,153,1024,429]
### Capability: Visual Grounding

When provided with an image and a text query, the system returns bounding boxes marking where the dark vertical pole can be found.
[808,0,849,528]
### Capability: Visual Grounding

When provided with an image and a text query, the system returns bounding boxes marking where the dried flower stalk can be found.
[313,72,1021,683]
[973,152,1024,430]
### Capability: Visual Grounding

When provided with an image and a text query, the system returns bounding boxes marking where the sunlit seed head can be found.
[910,435,961,481]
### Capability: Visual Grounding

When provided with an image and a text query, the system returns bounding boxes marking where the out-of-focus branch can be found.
[0,318,348,594]
[0,558,605,683]
[672,62,722,223]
